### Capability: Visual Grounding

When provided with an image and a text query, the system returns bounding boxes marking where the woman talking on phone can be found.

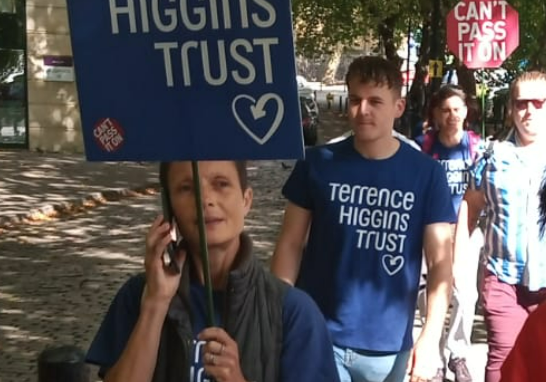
[85,160,340,382]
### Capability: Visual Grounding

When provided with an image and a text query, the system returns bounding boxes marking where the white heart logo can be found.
[382,254,405,276]
[232,93,284,145]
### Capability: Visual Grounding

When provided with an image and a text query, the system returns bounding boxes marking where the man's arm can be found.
[409,222,453,380]
[421,222,453,343]
[452,201,470,288]
[451,190,485,284]
[270,202,312,285]
[463,188,486,233]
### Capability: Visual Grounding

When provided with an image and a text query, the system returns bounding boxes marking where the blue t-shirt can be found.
[283,137,455,352]
[86,275,340,382]
[420,131,483,212]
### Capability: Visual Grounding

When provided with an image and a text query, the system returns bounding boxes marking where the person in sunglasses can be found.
[500,176,546,382]
[459,70,546,382]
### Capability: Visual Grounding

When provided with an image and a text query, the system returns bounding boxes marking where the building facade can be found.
[0,0,83,152]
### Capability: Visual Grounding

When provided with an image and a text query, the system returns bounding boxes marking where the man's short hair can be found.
[427,84,469,125]
[345,56,403,97]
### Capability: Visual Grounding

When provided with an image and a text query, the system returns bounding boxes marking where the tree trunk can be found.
[456,63,480,127]
[456,64,476,97]
[322,44,343,85]
[408,20,431,120]
[378,16,403,68]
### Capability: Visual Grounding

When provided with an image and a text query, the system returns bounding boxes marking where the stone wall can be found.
[26,0,83,153]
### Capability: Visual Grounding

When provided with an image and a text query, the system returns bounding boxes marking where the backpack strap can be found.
[483,139,494,160]
[423,130,485,160]
[467,130,482,160]
[421,130,437,156]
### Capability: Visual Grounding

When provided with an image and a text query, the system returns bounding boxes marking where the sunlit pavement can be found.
[413,317,487,382]
[0,152,159,228]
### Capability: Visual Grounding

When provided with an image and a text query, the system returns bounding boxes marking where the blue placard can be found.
[66,0,304,161]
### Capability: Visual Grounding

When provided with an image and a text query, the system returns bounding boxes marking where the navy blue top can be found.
[283,137,456,352]
[86,275,340,382]
[420,131,484,212]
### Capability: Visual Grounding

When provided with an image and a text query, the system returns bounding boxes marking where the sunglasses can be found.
[514,99,546,110]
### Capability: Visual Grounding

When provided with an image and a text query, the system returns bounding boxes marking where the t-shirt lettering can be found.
[329,182,414,253]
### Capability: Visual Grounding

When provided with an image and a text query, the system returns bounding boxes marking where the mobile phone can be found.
[161,188,181,274]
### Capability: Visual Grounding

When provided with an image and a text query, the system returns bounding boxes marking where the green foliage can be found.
[291,0,422,56]
[292,0,545,71]
[502,0,546,70]
[291,0,362,56]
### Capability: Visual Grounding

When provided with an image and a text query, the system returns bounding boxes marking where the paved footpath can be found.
[0,151,159,228]
[0,101,348,230]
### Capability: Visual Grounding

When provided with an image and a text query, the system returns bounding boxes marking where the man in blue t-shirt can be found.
[271,56,456,382]
[417,85,485,382]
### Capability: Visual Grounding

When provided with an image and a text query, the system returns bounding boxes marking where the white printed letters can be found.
[109,0,278,87]
[329,182,414,257]
[454,0,509,63]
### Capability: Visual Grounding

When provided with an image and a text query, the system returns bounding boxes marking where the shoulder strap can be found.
[483,139,494,160]
[467,130,482,159]
[421,131,436,154]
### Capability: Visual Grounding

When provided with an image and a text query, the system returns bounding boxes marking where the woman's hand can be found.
[199,327,247,382]
[142,215,186,307]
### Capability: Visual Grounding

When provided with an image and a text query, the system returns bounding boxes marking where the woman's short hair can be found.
[159,161,248,193]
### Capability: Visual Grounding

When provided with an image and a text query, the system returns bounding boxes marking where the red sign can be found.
[93,118,125,153]
[446,0,519,69]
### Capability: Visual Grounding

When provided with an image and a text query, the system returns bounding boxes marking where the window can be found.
[0,0,27,148]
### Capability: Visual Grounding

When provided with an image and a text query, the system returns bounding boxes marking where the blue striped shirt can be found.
[469,131,546,290]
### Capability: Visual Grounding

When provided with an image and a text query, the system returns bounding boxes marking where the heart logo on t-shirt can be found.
[382,254,405,276]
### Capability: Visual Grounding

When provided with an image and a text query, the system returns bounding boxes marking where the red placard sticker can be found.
[93,118,125,152]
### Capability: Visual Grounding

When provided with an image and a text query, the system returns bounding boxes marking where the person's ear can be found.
[243,187,253,217]
[394,98,406,118]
